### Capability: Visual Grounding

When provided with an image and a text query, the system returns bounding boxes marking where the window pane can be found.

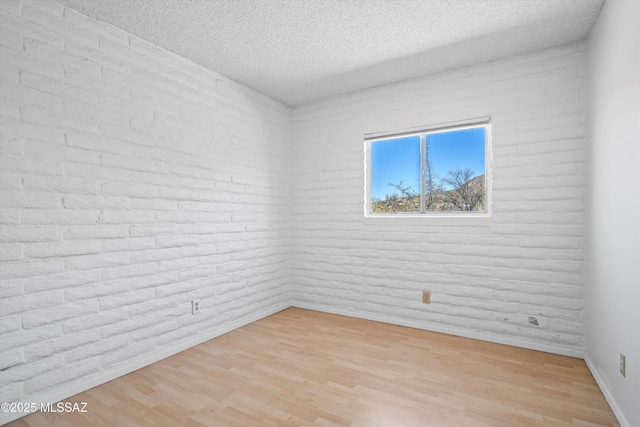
[427,127,486,211]
[370,136,421,213]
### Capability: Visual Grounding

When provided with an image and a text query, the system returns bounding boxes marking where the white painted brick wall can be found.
[0,0,591,422]
[291,43,588,357]
[0,0,291,420]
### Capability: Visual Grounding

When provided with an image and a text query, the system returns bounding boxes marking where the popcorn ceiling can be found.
[57,0,604,105]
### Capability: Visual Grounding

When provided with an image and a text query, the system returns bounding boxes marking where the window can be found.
[365,117,491,216]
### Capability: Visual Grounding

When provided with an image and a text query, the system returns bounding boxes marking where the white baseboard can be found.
[584,355,629,427]
[0,303,289,426]
[292,302,585,358]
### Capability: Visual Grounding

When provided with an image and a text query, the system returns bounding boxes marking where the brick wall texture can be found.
[0,0,292,412]
[290,42,587,355]
[1,0,588,417]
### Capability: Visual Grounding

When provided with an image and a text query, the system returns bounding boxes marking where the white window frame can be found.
[364,117,492,218]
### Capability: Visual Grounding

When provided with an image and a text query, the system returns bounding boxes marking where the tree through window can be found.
[365,118,491,216]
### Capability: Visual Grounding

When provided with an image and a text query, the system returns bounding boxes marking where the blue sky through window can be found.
[370,136,420,200]
[370,127,486,200]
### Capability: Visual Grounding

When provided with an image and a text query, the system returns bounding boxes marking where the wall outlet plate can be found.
[192,299,201,315]
[620,353,626,377]
[422,291,431,304]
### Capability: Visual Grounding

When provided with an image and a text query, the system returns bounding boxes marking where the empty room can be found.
[1,0,638,425]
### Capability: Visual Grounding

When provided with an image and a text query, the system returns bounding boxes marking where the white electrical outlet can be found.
[192,299,201,315]
[620,353,626,377]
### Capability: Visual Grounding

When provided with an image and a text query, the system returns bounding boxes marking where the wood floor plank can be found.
[7,308,619,426]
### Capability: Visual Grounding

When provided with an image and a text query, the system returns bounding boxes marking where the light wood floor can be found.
[8,308,618,426]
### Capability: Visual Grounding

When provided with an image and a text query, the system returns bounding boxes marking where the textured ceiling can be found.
[57,0,605,106]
